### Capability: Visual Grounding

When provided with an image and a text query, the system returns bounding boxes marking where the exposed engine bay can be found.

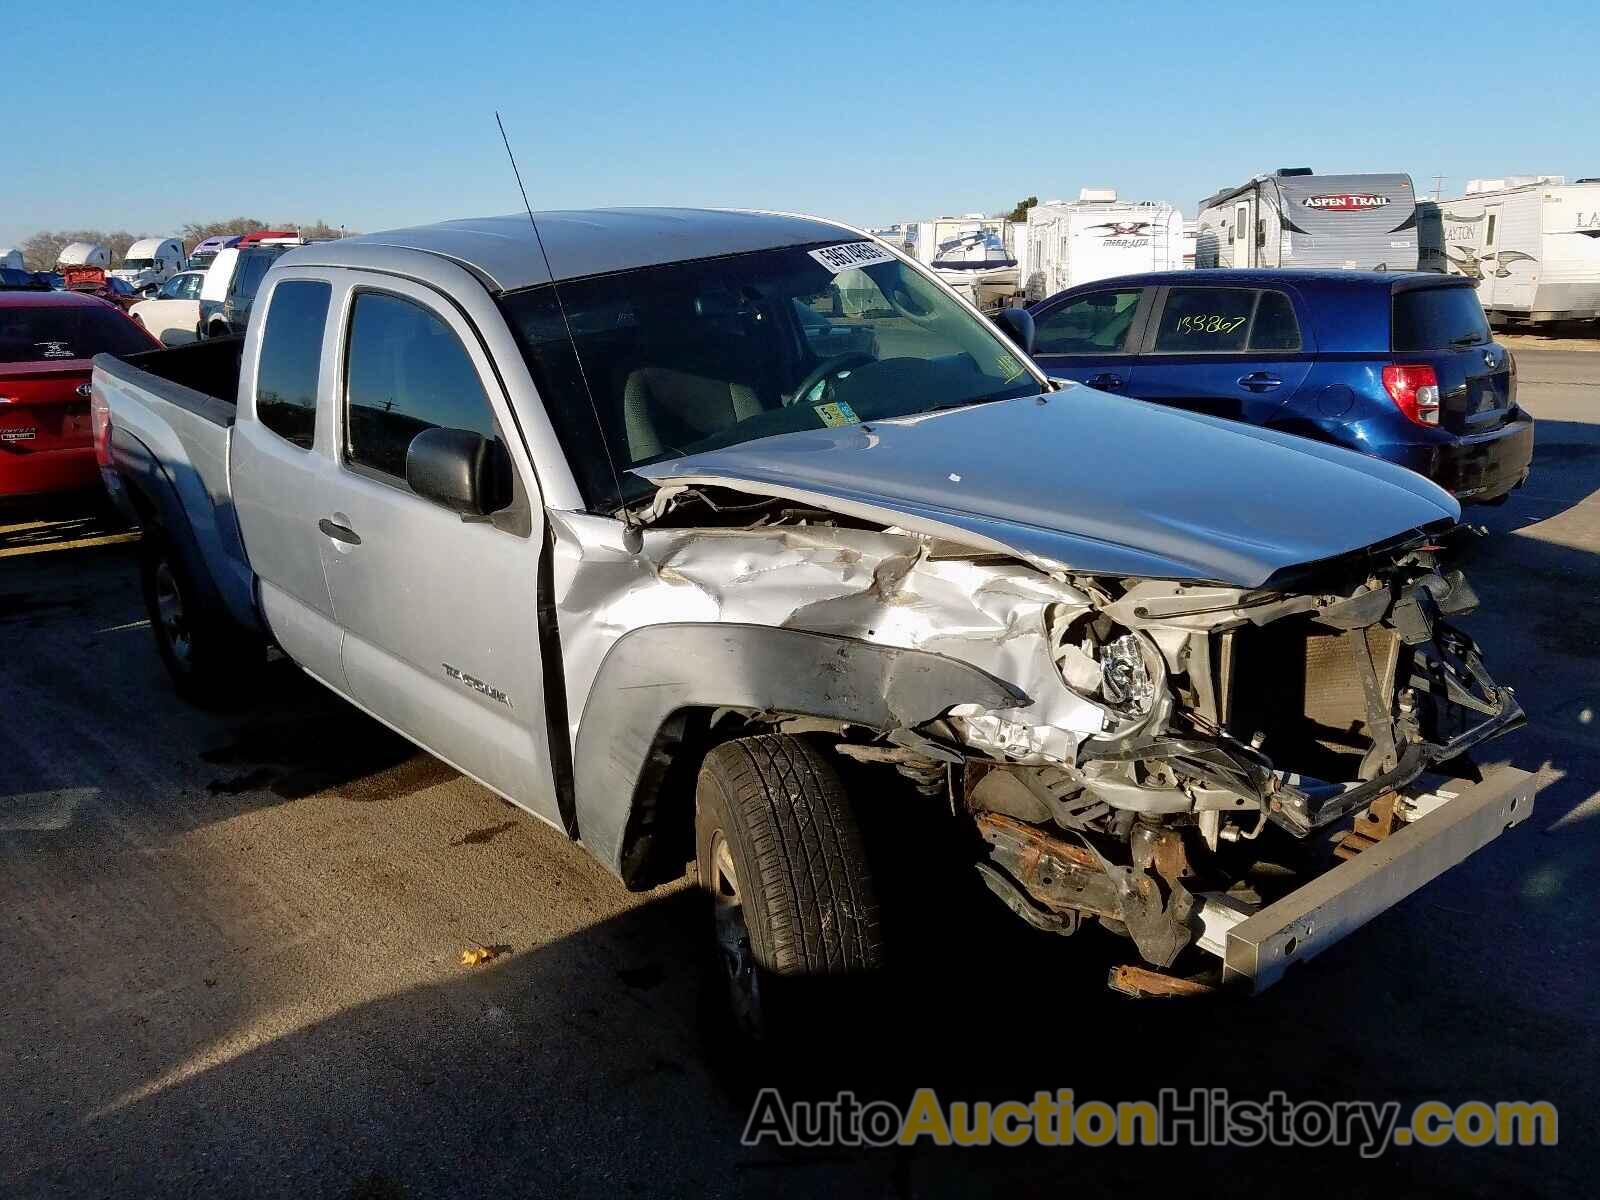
[552,482,1524,979]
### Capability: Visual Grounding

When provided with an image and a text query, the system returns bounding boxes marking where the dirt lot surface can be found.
[3,346,1596,1197]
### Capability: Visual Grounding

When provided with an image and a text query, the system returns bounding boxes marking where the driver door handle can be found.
[1086,373,1124,390]
[1238,372,1282,392]
[318,518,361,545]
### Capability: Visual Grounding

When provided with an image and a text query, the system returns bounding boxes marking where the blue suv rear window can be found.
[1393,286,1491,350]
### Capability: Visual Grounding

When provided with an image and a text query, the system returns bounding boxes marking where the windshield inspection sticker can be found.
[808,241,896,274]
[814,400,860,428]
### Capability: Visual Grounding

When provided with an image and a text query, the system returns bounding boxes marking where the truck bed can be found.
[92,335,261,635]
[114,336,244,420]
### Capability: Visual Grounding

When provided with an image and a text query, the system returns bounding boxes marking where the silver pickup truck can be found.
[91,209,1536,1034]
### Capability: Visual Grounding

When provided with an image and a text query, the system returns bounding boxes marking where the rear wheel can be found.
[694,734,883,1042]
[140,532,261,708]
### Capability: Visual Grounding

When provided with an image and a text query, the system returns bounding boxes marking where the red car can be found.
[1,289,158,498]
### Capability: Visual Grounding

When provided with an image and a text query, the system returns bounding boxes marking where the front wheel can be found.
[694,734,883,1042]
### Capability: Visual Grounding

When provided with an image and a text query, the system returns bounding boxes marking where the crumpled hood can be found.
[633,385,1460,587]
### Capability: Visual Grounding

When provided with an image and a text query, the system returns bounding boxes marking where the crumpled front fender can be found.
[573,622,1026,877]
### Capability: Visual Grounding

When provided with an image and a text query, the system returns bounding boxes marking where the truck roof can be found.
[282,208,856,292]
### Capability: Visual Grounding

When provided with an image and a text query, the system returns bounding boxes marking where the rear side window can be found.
[255,280,330,449]
[1151,287,1302,353]
[343,291,498,481]
[1393,286,1490,350]
[1033,288,1143,354]
[1153,288,1254,352]
[230,252,275,301]
[1248,291,1301,350]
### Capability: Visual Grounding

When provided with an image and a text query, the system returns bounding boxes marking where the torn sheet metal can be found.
[547,512,1108,760]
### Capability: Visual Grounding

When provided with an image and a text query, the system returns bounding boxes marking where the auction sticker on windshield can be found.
[808,242,896,274]
[814,400,860,427]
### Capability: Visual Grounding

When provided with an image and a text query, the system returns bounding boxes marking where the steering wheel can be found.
[784,352,877,407]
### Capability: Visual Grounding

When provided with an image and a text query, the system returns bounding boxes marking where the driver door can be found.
[316,274,563,826]
[1027,286,1153,392]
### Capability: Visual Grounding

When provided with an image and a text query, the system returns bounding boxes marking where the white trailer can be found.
[1422,176,1600,326]
[56,241,110,270]
[1020,190,1185,302]
[901,215,1018,308]
[1195,169,1419,271]
[0,248,24,271]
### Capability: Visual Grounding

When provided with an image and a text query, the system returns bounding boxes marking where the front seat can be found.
[622,365,766,461]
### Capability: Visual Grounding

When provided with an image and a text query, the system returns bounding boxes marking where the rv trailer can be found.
[1020,190,1185,302]
[1423,176,1600,326]
[901,215,1018,308]
[1195,169,1420,271]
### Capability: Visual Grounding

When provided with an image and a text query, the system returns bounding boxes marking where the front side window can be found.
[255,280,330,449]
[1033,289,1143,355]
[1152,287,1256,353]
[498,241,1043,512]
[344,291,498,481]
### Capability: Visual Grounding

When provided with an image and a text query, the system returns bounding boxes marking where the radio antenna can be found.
[495,111,639,540]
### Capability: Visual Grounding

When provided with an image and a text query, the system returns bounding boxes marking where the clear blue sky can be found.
[4,0,1595,248]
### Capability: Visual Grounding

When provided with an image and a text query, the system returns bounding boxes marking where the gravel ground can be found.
[2,346,1596,1198]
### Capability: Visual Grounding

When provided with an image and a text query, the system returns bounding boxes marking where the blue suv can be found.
[1024,270,1534,503]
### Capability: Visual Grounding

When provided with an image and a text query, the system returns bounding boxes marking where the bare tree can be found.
[20,229,149,271]
[180,218,269,245]
[294,220,352,240]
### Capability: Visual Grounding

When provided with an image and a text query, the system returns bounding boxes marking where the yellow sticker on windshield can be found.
[996,353,1025,382]
[814,401,860,428]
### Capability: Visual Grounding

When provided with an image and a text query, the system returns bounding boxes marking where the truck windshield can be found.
[498,241,1043,512]
[0,304,153,363]
[119,258,155,271]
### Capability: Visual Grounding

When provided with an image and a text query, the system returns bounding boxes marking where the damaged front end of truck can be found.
[555,451,1529,991]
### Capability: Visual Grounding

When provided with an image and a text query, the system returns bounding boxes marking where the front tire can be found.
[694,734,883,1042]
[139,532,261,709]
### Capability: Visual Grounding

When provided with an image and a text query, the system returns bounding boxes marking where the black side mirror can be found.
[993,306,1035,355]
[405,427,513,517]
